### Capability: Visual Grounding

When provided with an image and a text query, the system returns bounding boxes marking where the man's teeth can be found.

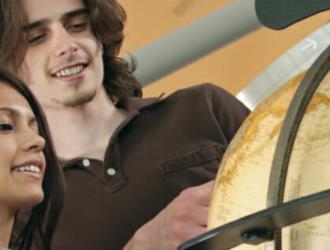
[13,165,41,174]
[55,65,84,77]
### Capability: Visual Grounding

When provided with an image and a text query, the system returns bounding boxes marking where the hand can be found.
[124,181,214,250]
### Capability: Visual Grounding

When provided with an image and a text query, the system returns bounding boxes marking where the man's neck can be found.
[44,88,127,160]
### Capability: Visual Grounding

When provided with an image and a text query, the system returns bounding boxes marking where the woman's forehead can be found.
[0,83,34,119]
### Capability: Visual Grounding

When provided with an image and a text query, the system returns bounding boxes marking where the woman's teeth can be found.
[55,65,84,77]
[12,165,41,174]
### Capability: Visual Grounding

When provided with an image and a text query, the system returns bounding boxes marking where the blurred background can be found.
[118,0,329,99]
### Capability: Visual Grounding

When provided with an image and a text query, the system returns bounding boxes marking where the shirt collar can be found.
[61,95,163,168]
[115,95,163,112]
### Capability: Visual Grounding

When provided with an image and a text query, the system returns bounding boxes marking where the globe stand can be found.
[178,188,330,250]
[255,0,330,29]
[178,1,330,249]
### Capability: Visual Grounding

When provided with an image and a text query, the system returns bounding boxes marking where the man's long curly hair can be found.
[0,0,142,101]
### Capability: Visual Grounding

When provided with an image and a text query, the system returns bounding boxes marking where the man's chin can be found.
[60,91,96,107]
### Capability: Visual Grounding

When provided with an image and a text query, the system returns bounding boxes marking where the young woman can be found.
[0,68,64,250]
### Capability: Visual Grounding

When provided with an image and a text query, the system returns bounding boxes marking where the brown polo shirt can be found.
[51,83,250,249]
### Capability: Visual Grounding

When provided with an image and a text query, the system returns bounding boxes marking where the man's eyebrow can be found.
[61,8,88,22]
[23,19,49,31]
[23,8,88,31]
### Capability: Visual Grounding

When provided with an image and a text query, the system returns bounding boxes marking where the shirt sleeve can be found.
[204,83,251,142]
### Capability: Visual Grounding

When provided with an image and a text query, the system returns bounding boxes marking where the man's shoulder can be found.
[137,83,243,114]
[163,83,226,101]
[159,83,237,107]
[170,83,223,95]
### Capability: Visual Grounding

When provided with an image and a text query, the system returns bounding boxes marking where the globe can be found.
[208,71,330,250]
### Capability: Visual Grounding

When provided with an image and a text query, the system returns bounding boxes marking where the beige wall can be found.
[119,1,329,97]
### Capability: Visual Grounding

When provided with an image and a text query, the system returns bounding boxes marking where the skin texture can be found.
[21,0,104,108]
[0,82,46,247]
[20,0,123,160]
[20,0,214,248]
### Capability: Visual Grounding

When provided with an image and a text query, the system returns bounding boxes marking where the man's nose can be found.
[53,26,78,58]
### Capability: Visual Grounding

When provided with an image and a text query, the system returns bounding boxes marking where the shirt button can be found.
[107,168,116,176]
[82,159,90,167]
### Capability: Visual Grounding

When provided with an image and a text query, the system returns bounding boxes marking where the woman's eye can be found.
[0,123,13,132]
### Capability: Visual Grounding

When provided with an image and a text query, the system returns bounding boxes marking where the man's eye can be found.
[28,33,46,45]
[67,22,87,32]
[0,123,13,132]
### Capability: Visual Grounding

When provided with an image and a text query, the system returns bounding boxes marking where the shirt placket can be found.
[103,110,141,192]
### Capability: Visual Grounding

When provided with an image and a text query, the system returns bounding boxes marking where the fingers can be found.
[172,198,208,225]
[177,223,207,243]
[196,180,214,206]
[180,180,214,206]
[195,204,209,227]
[124,181,215,250]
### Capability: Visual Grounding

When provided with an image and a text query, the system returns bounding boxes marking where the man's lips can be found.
[51,62,88,78]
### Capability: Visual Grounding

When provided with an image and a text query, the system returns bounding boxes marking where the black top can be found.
[51,84,250,250]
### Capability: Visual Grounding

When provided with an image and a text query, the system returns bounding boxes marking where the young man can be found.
[0,0,250,249]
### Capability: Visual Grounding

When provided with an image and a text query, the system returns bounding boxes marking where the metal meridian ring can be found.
[266,43,330,249]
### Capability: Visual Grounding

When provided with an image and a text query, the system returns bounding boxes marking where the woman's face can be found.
[0,82,46,210]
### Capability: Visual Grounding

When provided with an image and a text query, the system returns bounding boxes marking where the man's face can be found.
[20,0,104,108]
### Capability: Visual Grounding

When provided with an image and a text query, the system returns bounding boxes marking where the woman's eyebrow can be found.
[0,107,15,115]
[0,107,35,121]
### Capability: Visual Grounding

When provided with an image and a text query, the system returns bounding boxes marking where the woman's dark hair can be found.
[0,0,142,101]
[0,67,65,250]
